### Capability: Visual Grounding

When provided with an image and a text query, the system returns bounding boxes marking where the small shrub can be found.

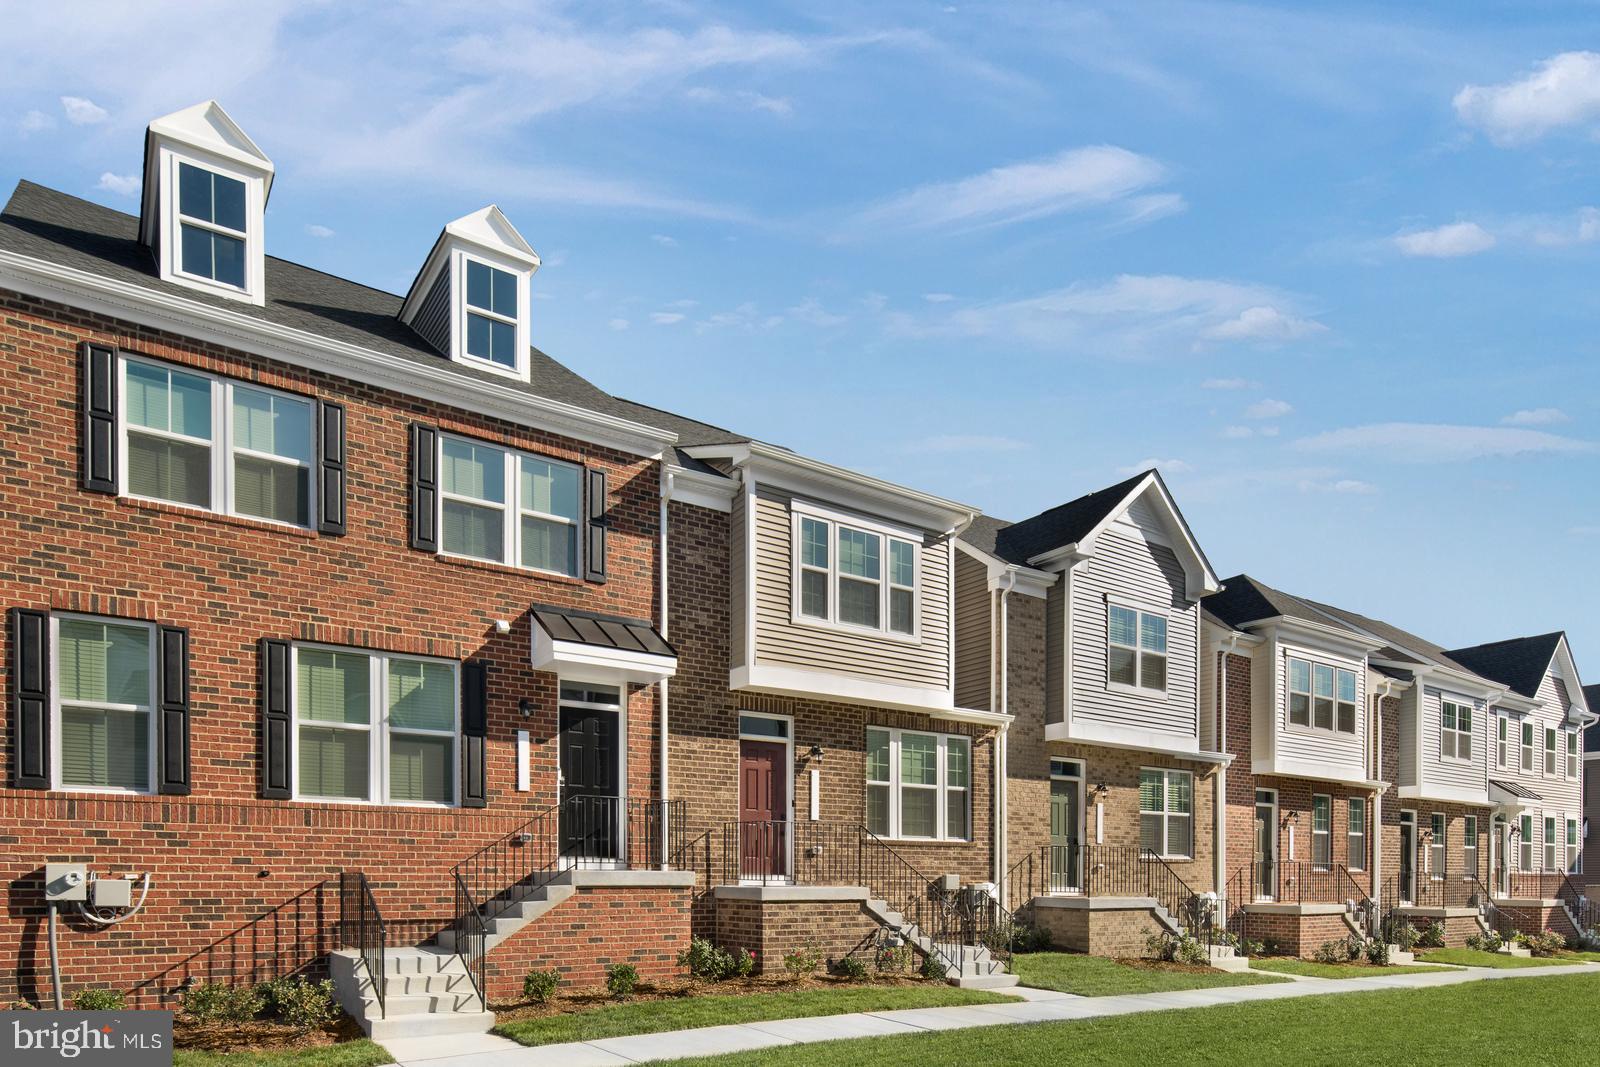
[1146,931,1206,965]
[1379,914,1419,951]
[875,943,912,974]
[783,942,824,979]
[1416,922,1446,949]
[258,977,338,1032]
[522,969,561,1005]
[1313,940,1347,965]
[1366,939,1390,966]
[72,988,125,1011]
[733,948,757,979]
[605,964,639,1000]
[1516,931,1564,957]
[1466,931,1504,953]
[833,955,869,981]
[1008,923,1053,954]
[919,952,947,981]
[678,937,752,982]
[1569,927,1600,952]
[182,982,264,1024]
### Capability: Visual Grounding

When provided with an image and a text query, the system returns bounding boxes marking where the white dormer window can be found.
[464,259,519,369]
[139,101,273,306]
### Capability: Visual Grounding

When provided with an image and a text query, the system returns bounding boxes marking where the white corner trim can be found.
[666,463,735,511]
[0,249,678,459]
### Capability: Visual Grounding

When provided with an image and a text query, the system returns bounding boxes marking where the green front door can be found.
[1050,777,1081,891]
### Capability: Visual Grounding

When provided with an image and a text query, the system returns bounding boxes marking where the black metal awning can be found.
[1489,778,1542,801]
[531,603,676,659]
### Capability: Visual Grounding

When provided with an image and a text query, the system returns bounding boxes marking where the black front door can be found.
[1399,815,1416,904]
[560,707,619,861]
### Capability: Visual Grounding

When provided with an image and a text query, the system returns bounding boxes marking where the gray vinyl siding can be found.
[1418,686,1488,795]
[1528,671,1581,815]
[1272,641,1366,777]
[1045,579,1065,725]
[729,490,748,667]
[1068,525,1197,741]
[410,267,452,355]
[1397,686,1418,789]
[953,551,991,710]
[750,488,951,688]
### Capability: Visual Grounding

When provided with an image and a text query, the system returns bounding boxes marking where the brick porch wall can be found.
[712,897,882,973]
[1236,911,1354,958]
[1029,903,1170,957]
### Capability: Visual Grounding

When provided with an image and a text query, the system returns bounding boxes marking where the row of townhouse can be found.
[1,102,1593,1034]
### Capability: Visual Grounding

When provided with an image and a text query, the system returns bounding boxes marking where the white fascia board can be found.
[666,463,735,512]
[0,250,678,459]
[1075,474,1222,598]
[446,205,540,269]
[1252,756,1385,791]
[1400,782,1493,807]
[730,663,1006,725]
[531,629,676,684]
[1404,664,1507,703]
[1199,614,1266,649]
[1043,719,1232,765]
[953,539,1055,599]
[684,442,977,535]
[147,100,274,186]
[1261,617,1385,657]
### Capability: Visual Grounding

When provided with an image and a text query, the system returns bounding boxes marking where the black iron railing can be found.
[339,871,386,1019]
[452,870,487,1006]
[1557,871,1595,932]
[1506,868,1568,900]
[1468,872,1505,932]
[1340,867,1377,938]
[1234,859,1348,905]
[1007,842,1209,938]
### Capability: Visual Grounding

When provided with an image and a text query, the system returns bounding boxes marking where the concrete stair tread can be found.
[365,1009,496,1041]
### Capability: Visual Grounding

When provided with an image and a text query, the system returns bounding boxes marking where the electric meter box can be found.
[44,863,87,902]
[91,876,132,908]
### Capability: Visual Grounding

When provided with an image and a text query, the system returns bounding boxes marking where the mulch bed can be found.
[490,973,941,1023]
[174,1016,365,1053]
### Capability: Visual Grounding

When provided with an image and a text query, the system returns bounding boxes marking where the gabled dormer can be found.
[138,101,273,306]
[399,206,540,380]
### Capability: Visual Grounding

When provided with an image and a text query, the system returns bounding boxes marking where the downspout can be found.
[1372,679,1392,911]
[994,570,1016,900]
[659,464,672,870]
[1216,633,1240,897]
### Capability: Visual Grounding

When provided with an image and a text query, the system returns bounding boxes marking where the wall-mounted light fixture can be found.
[519,699,534,718]
[1282,810,1299,829]
[1092,781,1110,800]
[807,744,824,762]
[494,619,512,635]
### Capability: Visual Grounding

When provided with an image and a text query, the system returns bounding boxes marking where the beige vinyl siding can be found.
[729,489,748,667]
[1396,686,1418,789]
[1045,578,1066,725]
[953,551,991,710]
[1419,686,1487,795]
[1069,525,1197,740]
[751,488,951,688]
[1274,641,1366,778]
[1528,670,1581,813]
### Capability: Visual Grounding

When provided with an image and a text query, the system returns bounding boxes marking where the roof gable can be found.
[1445,633,1563,700]
[146,100,274,185]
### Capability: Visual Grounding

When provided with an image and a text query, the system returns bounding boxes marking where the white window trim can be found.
[48,613,158,796]
[450,248,529,380]
[1519,813,1535,871]
[1495,712,1509,771]
[157,145,265,304]
[1568,816,1582,874]
[1440,699,1473,764]
[1347,796,1367,873]
[865,726,970,842]
[1107,596,1168,696]
[1565,729,1579,780]
[289,642,460,808]
[1521,721,1536,774]
[1310,793,1332,871]
[1430,812,1446,881]
[1139,767,1194,860]
[1462,815,1478,880]
[789,501,922,643]
[118,354,317,530]
[1285,655,1358,736]
[1544,814,1559,871]
[436,432,581,577]
[1544,727,1558,778]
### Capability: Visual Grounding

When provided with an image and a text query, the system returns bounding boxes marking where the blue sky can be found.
[4,2,1599,663]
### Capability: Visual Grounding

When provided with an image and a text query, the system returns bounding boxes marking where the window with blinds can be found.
[438,434,581,575]
[56,617,154,792]
[1139,768,1193,858]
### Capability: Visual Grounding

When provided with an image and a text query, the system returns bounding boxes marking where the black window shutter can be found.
[584,467,608,583]
[410,423,438,552]
[317,401,348,536]
[80,342,118,493]
[157,626,192,795]
[260,638,292,799]
[460,660,488,808]
[10,608,50,789]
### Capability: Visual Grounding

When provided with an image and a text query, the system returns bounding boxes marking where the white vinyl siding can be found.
[438,435,580,576]
[53,616,156,793]
[1275,641,1367,779]
[952,551,992,711]
[865,727,969,841]
[1139,768,1193,859]
[1418,687,1488,797]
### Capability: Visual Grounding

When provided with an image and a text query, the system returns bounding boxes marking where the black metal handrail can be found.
[452,870,487,1007]
[1228,859,1350,905]
[1557,871,1595,932]
[339,871,386,1019]
[1468,872,1505,933]
[1505,867,1568,900]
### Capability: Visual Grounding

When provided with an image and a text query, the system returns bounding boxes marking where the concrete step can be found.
[356,970,475,998]
[365,1009,497,1042]
[952,972,1020,989]
[380,947,468,975]
[363,991,482,1017]
[1386,947,1416,965]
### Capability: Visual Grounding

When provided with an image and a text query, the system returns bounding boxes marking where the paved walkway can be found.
[379,962,1597,1067]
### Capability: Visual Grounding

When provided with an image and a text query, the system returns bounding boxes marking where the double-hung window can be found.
[1441,700,1472,761]
[1139,768,1193,858]
[1287,657,1356,734]
[1347,797,1367,872]
[1463,816,1478,878]
[795,509,919,637]
[1430,813,1445,879]
[1568,818,1581,874]
[53,616,155,793]
[177,161,247,289]
[293,645,458,805]
[1335,669,1357,732]
[1544,816,1559,870]
[123,357,314,526]
[1566,730,1579,779]
[463,259,519,369]
[865,727,969,840]
[1544,728,1558,776]
[1521,722,1535,773]
[1496,714,1508,770]
[1311,795,1332,870]
[1519,814,1534,870]
[438,434,580,575]
[1109,604,1167,692]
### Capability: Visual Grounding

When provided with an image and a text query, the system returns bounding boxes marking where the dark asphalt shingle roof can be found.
[1444,633,1564,701]
[1203,574,1347,633]
[0,179,668,432]
[958,470,1153,566]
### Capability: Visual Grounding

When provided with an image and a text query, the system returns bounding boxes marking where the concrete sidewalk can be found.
[378,961,1597,1067]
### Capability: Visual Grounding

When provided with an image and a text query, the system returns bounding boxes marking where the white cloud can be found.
[1203,377,1259,390]
[1298,477,1378,495]
[650,234,678,247]
[850,145,1174,233]
[1502,407,1569,427]
[1293,422,1594,463]
[922,293,955,303]
[1221,425,1255,440]
[305,224,335,238]
[1525,206,1600,247]
[608,318,630,331]
[1454,51,1600,145]
[96,172,139,196]
[899,434,1031,455]
[650,312,686,325]
[683,86,793,116]
[1117,458,1191,476]
[60,95,108,125]
[1394,222,1496,259]
[1245,398,1293,420]
[786,298,847,327]
[19,109,53,133]
[1202,305,1327,343]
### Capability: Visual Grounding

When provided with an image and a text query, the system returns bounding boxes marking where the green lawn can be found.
[493,985,1012,1047]
[658,971,1600,1066]
[1416,948,1571,969]
[1011,952,1286,996]
[1248,958,1449,979]
[173,1040,392,1067]
[1556,950,1600,962]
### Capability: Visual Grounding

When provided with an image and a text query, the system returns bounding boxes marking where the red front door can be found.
[739,740,788,879]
